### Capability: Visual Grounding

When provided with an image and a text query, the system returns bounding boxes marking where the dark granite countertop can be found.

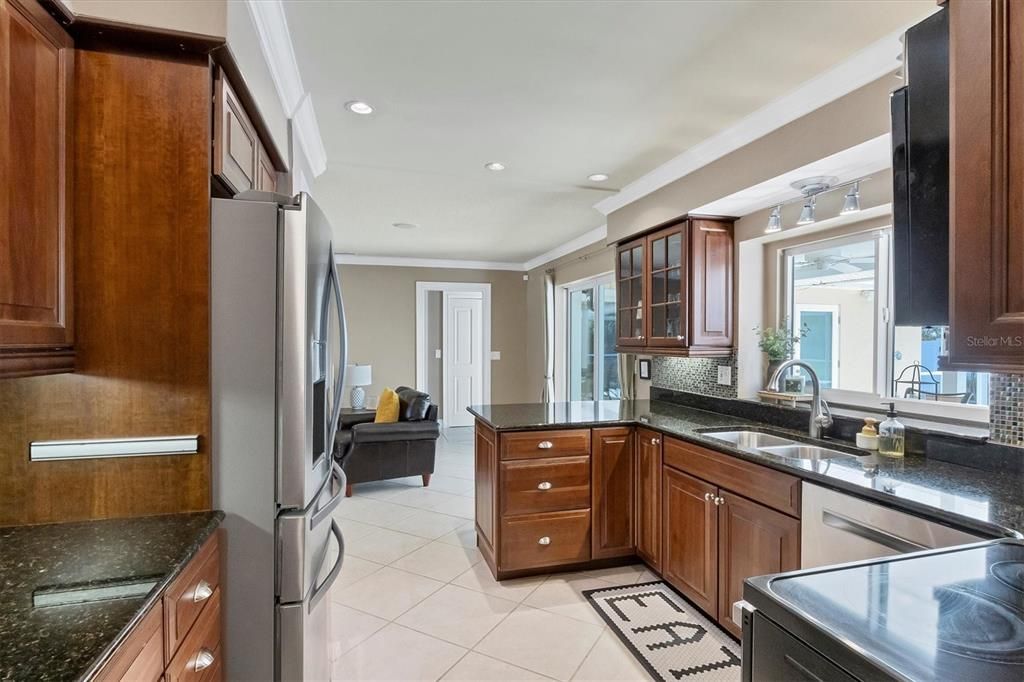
[0,511,223,682]
[468,400,1024,538]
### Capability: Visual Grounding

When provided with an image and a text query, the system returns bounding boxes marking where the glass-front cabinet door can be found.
[645,222,688,348]
[615,238,646,348]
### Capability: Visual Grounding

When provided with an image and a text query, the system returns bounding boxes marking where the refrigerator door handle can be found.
[308,519,344,613]
[310,463,345,530]
[328,250,348,445]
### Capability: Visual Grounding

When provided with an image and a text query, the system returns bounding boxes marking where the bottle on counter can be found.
[878,402,905,458]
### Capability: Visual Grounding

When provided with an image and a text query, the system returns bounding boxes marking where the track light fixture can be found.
[765,205,782,233]
[840,181,861,215]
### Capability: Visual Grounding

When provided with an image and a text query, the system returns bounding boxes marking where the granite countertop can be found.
[468,400,1024,538]
[0,511,224,681]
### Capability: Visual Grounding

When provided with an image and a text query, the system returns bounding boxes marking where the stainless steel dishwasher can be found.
[800,483,986,568]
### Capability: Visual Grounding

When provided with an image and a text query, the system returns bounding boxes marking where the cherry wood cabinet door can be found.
[213,72,258,195]
[475,421,497,560]
[591,427,635,559]
[615,238,647,348]
[662,466,718,617]
[717,491,799,638]
[644,222,688,349]
[635,428,662,571]
[0,0,74,374]
[688,219,734,349]
[946,0,1024,371]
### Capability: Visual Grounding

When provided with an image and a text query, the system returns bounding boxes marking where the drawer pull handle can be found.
[538,536,551,546]
[192,580,213,603]
[537,441,553,449]
[193,648,216,672]
[537,481,553,491]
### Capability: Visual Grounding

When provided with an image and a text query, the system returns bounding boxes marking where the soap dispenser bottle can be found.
[878,402,905,457]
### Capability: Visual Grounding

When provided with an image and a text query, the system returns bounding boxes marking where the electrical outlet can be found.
[717,365,732,385]
[490,351,501,360]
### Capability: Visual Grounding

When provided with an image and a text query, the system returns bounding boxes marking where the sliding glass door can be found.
[567,276,620,401]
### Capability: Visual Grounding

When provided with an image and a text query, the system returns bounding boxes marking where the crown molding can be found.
[594,29,909,217]
[245,0,327,176]
[335,254,524,271]
[522,224,608,271]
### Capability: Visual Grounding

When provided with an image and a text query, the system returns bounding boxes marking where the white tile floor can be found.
[329,427,653,681]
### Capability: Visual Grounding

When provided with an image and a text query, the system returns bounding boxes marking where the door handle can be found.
[326,249,349,449]
[537,441,553,449]
[308,519,345,613]
[311,463,346,529]
[822,510,928,554]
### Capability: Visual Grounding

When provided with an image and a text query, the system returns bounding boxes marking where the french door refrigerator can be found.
[211,191,348,681]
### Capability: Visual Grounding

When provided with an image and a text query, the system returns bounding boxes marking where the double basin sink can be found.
[702,429,866,463]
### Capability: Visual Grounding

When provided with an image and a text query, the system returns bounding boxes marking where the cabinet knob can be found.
[704,492,714,502]
[639,335,645,340]
[192,580,213,603]
[537,441,553,450]
[538,536,551,546]
[651,438,660,445]
[193,648,216,672]
[537,481,553,491]
[714,496,726,506]
[676,335,685,341]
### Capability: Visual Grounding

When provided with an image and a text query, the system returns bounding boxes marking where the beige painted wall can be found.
[338,265,529,407]
[606,75,897,243]
[61,0,227,36]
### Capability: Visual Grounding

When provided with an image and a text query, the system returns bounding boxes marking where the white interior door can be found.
[443,293,483,427]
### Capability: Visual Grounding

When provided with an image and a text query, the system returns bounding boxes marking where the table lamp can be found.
[347,364,372,409]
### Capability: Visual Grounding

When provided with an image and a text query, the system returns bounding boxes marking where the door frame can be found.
[415,281,491,424]
[564,273,616,401]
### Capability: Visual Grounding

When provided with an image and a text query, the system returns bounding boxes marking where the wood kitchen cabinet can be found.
[945,0,1024,371]
[662,466,719,616]
[716,491,800,637]
[635,428,662,571]
[591,427,635,559]
[0,0,75,378]
[614,216,734,356]
[213,70,279,196]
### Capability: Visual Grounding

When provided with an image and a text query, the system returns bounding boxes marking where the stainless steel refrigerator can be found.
[211,191,347,681]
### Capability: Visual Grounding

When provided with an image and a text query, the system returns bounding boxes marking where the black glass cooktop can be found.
[763,539,1024,681]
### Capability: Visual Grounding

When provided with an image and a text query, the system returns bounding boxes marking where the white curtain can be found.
[618,353,635,400]
[541,269,556,403]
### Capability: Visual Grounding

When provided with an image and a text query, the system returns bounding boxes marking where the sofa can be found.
[334,386,441,496]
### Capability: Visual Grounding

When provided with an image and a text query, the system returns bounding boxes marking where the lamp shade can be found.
[347,364,372,386]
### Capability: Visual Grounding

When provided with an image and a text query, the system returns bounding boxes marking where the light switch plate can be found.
[490,351,501,360]
[717,365,732,385]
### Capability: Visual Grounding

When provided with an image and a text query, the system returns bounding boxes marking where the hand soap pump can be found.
[878,402,905,457]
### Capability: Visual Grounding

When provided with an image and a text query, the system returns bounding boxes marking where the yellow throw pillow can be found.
[374,388,399,423]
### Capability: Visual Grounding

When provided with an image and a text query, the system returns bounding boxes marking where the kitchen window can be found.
[779,229,990,419]
[566,275,620,401]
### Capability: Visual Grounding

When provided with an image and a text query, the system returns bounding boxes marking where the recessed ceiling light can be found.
[588,173,609,182]
[392,222,419,229]
[484,161,506,171]
[345,100,374,115]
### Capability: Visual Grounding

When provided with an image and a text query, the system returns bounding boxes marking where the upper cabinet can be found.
[614,217,734,356]
[213,69,280,196]
[946,0,1024,372]
[0,0,74,378]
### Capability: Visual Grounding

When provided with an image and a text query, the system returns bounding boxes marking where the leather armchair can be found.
[334,387,440,496]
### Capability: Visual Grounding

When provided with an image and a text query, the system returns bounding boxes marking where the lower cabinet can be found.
[591,427,635,559]
[717,492,800,637]
[662,467,719,616]
[95,531,222,682]
[635,429,662,571]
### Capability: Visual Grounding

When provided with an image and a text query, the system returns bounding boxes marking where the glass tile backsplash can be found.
[651,354,738,399]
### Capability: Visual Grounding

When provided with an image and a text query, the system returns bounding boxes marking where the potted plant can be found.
[754,319,808,389]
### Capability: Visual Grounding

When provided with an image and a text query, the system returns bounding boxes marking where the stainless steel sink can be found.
[757,444,856,462]
[702,429,863,463]
[703,430,794,450]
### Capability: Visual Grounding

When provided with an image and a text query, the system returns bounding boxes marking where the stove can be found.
[741,538,1024,681]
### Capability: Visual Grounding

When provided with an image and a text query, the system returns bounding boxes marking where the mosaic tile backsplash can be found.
[652,354,738,399]
[990,372,1024,447]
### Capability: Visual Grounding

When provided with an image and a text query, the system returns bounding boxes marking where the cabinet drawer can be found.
[95,601,163,682]
[500,509,591,571]
[500,429,590,461]
[501,456,590,515]
[164,532,221,662]
[165,587,222,682]
[664,437,800,517]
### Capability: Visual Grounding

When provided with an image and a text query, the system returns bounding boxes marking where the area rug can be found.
[583,581,741,681]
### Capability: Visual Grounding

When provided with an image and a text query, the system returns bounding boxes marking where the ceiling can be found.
[283,0,935,263]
